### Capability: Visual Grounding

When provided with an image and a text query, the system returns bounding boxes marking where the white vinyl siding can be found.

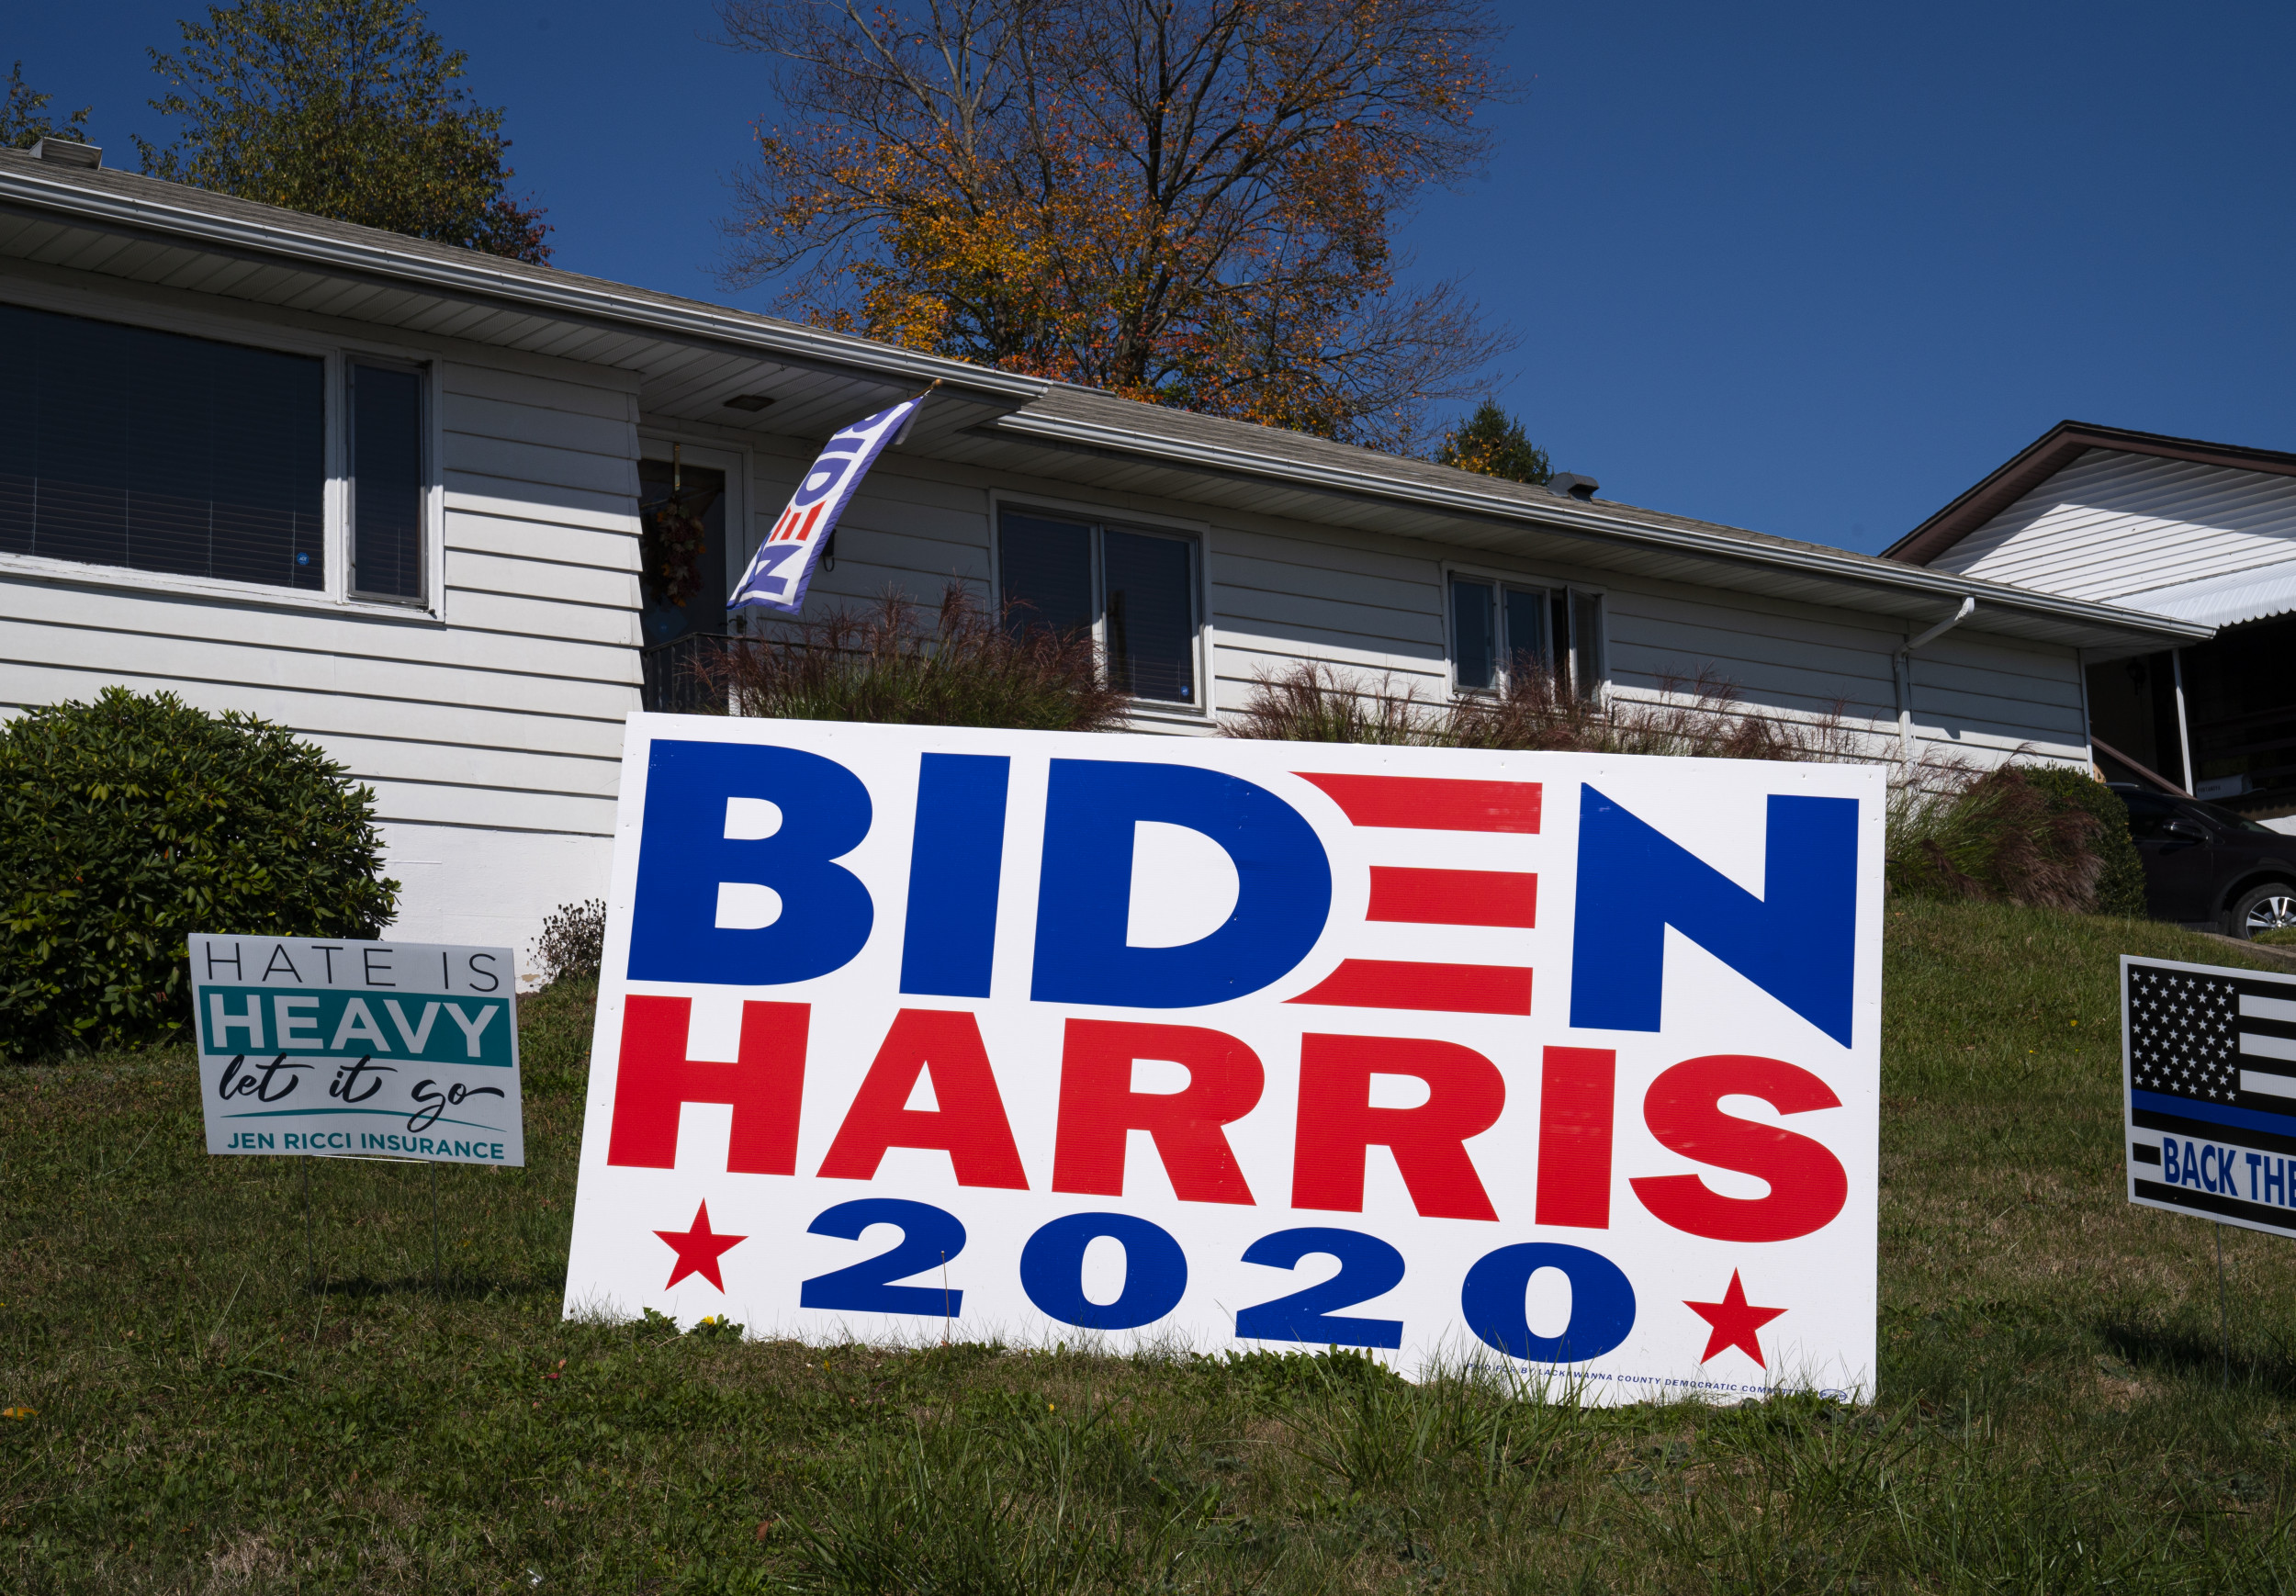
[0,338,641,952]
[1932,449,2296,603]
[721,444,2088,766]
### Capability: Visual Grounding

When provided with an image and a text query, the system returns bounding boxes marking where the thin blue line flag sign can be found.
[2122,954,2296,1238]
[727,395,928,617]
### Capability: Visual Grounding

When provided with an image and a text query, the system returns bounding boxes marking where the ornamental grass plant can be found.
[1221,658,1865,760]
[1229,660,2154,920]
[694,585,1129,732]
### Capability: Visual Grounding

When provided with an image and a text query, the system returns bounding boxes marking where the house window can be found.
[0,300,325,590]
[1448,574,1605,697]
[999,507,1200,704]
[348,362,426,601]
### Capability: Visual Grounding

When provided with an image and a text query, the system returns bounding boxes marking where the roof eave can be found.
[0,161,2212,657]
[0,162,1046,405]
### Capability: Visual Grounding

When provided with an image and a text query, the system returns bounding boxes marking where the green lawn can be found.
[5,901,2295,1593]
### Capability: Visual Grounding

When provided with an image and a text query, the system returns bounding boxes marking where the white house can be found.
[1888,421,2296,833]
[0,139,2205,960]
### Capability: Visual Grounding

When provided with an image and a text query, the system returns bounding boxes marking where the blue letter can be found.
[1570,787,1858,1045]
[900,754,1010,998]
[1460,1242,1637,1364]
[628,739,873,984]
[1030,759,1331,1009]
[1019,1212,1187,1330]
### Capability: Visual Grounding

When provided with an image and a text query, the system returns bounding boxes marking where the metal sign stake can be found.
[302,1157,314,1288]
[2217,1227,2231,1387]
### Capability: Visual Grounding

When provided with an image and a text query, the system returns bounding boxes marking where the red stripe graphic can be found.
[1288,959,1533,1016]
[1366,867,1536,927]
[1296,773,1541,833]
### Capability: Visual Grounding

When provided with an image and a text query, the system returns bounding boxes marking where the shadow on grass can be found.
[2095,1317,2296,1392]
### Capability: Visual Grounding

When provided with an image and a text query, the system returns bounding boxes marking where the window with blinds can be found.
[0,302,327,590]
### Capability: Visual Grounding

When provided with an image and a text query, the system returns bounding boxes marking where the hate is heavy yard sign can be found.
[2123,955,2296,1235]
[564,717,1884,1400]
[192,934,524,1166]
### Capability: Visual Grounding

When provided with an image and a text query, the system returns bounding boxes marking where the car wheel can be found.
[2230,882,2296,940]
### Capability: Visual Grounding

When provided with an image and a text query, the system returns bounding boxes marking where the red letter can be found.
[816,1009,1028,1188]
[1291,1034,1503,1220]
[1630,1054,1848,1242]
[1052,1020,1264,1204]
[607,996,806,1174]
[1536,1046,1615,1228]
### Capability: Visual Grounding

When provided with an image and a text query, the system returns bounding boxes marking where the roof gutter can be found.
[0,164,1046,404]
[989,409,2214,648]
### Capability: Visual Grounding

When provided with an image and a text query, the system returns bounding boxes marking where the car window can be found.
[2188,801,2283,837]
[2118,791,2177,839]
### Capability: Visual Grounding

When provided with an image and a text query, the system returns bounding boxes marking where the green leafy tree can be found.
[1437,399,1550,484]
[2,61,92,149]
[137,0,550,263]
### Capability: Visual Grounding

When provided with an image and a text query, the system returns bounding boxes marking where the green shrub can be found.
[1887,762,2126,915]
[0,688,398,1058]
[2022,765,2147,917]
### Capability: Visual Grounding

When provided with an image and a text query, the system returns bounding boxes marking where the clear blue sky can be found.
[11,2,2294,555]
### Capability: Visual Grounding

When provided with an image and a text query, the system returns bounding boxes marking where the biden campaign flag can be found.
[727,396,925,617]
[563,718,1885,1402]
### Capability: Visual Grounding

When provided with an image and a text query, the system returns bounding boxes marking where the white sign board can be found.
[564,717,1883,1400]
[191,934,523,1166]
[2123,954,2296,1237]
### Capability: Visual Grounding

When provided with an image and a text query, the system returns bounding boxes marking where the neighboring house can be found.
[0,140,2203,960]
[1889,421,2296,835]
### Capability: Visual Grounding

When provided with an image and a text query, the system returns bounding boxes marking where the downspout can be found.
[2170,648,2197,792]
[1894,596,1976,765]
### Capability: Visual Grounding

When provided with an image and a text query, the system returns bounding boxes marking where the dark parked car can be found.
[2111,784,2296,938]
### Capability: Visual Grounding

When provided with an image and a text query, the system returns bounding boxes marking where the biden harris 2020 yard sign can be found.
[563,717,1884,1400]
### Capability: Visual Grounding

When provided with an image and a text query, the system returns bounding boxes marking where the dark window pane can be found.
[1451,578,1496,690]
[1570,590,1605,695]
[351,365,424,599]
[1503,587,1549,683]
[999,511,1094,637]
[0,301,322,588]
[1103,527,1195,702]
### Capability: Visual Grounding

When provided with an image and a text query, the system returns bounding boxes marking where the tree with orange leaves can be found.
[715,0,1515,452]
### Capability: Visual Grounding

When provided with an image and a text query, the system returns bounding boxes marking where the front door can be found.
[637,442,744,711]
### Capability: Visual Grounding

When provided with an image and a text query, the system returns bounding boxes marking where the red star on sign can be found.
[1684,1270,1786,1367]
[655,1202,747,1292]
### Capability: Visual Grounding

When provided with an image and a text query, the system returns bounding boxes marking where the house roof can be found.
[1885,420,2296,568]
[0,146,2212,656]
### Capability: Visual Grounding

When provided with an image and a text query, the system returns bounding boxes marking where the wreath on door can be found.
[639,447,715,610]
